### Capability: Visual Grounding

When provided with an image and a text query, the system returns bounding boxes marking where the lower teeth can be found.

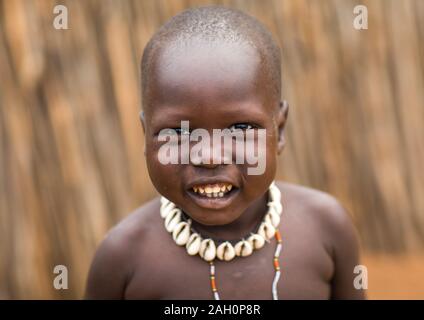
[198,192,227,198]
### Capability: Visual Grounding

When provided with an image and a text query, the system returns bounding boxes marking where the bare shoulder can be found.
[275,181,364,299]
[84,196,161,299]
[275,181,357,245]
[276,181,348,215]
[104,196,162,246]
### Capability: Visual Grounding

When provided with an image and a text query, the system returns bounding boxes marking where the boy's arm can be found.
[324,200,366,299]
[84,231,132,299]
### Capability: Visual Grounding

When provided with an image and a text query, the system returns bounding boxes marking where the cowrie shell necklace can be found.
[160,181,283,300]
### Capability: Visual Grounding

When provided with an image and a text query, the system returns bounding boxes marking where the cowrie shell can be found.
[267,204,280,217]
[234,240,253,257]
[267,201,282,215]
[172,221,191,246]
[248,233,265,250]
[160,196,170,206]
[269,185,281,202]
[164,208,181,233]
[216,241,236,261]
[186,233,202,256]
[258,221,276,240]
[199,239,216,262]
[160,201,176,218]
[265,210,280,228]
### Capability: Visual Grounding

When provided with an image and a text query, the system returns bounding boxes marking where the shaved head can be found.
[141,6,282,108]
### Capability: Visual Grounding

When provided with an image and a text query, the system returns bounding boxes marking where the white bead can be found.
[272,270,281,300]
[186,233,202,255]
[199,239,216,262]
[210,263,215,275]
[164,208,181,233]
[216,241,236,261]
[275,243,283,258]
[248,233,265,250]
[234,240,253,257]
[172,221,191,246]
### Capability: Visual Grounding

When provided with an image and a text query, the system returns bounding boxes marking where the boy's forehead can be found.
[147,41,271,108]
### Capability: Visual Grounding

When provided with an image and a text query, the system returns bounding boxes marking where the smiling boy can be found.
[85,6,365,300]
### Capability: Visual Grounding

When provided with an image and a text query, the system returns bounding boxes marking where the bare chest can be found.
[124,226,333,300]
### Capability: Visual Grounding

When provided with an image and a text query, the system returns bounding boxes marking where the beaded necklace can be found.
[160,181,283,300]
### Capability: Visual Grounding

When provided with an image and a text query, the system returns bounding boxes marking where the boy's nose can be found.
[189,145,231,168]
[191,158,220,169]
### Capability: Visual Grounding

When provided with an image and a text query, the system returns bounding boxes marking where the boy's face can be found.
[142,40,286,226]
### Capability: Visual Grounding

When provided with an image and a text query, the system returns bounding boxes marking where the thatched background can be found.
[1,0,423,299]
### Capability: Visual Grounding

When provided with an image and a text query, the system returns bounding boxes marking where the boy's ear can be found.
[277,100,289,154]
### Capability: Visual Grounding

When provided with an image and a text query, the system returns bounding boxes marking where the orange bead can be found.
[273,258,280,270]
[275,230,282,243]
[210,277,217,291]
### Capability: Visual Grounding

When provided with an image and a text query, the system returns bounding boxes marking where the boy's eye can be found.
[229,123,255,132]
[161,128,190,135]
[174,128,190,135]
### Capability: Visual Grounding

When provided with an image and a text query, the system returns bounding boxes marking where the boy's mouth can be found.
[186,180,239,210]
[191,183,233,198]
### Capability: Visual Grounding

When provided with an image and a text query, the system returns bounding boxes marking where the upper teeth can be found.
[193,183,233,198]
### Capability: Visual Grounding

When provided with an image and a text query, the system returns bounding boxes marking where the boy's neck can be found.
[189,192,269,242]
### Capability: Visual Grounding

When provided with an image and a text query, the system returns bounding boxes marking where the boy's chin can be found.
[187,211,242,227]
